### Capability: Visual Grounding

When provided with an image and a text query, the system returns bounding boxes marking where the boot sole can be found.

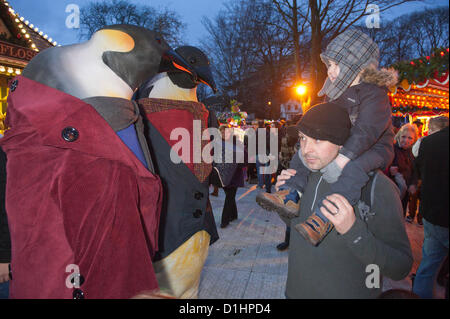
[255,193,299,220]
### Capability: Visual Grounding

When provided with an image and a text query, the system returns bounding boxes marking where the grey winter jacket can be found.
[285,171,413,299]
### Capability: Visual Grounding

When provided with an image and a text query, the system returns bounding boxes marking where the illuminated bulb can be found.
[25,20,29,25]
[20,17,24,21]
[53,41,57,45]
[9,8,14,13]
[0,66,5,72]
[48,38,52,42]
[15,69,21,75]
[44,35,48,39]
[34,27,38,31]
[15,18,19,22]
[25,34,30,38]
[18,24,23,28]
[30,24,34,28]
[21,29,26,33]
[31,43,36,48]
[39,31,43,35]
[7,68,13,73]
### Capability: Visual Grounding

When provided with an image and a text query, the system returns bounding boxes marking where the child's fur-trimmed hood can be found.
[360,66,398,88]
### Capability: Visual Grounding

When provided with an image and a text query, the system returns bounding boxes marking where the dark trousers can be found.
[407,187,422,223]
[221,187,238,225]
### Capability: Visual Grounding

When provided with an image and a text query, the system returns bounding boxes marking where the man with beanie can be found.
[256,28,397,246]
[277,102,412,298]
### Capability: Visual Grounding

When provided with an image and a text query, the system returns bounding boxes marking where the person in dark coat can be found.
[387,123,419,216]
[0,146,10,299]
[413,122,449,299]
[219,125,247,228]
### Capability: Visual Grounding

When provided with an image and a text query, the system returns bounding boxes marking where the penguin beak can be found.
[159,50,198,81]
[195,65,218,94]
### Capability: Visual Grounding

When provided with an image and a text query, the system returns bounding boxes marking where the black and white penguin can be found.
[135,45,217,102]
[134,46,218,298]
[23,24,197,100]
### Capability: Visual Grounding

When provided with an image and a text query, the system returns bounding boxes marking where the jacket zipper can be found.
[311,176,323,211]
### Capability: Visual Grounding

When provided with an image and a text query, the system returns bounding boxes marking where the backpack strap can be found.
[357,170,381,221]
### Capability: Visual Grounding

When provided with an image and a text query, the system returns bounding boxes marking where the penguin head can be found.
[23,24,197,100]
[160,46,217,93]
[100,25,197,92]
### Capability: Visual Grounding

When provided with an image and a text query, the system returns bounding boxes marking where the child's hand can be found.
[390,166,399,176]
[275,169,296,191]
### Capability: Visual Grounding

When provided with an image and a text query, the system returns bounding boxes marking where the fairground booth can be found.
[0,0,56,118]
[388,47,449,135]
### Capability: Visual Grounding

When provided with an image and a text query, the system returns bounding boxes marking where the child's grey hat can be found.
[318,28,380,100]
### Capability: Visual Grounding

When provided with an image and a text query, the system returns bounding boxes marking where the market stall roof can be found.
[388,48,449,117]
[0,0,56,75]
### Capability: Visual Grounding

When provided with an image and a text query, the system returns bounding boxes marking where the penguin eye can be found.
[189,57,197,64]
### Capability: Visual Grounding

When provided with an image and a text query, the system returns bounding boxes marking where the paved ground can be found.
[198,182,446,299]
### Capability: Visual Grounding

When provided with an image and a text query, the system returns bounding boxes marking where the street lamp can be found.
[295,84,307,96]
[294,84,311,112]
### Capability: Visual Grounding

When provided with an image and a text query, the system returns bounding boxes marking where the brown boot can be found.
[256,188,300,219]
[294,213,333,246]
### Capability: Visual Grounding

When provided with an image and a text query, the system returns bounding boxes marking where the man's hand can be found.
[0,263,10,283]
[320,194,356,235]
[275,169,296,191]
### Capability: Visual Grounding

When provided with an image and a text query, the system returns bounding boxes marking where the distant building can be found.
[0,0,56,113]
[280,99,303,121]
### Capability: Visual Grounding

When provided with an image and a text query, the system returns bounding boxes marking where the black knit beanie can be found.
[296,102,351,146]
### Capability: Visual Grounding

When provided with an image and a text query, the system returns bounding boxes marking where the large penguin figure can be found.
[0,25,195,299]
[134,46,218,298]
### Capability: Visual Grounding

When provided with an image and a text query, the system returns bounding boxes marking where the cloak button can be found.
[72,289,85,299]
[10,79,18,92]
[70,273,85,287]
[193,209,202,218]
[62,127,79,142]
[194,192,203,200]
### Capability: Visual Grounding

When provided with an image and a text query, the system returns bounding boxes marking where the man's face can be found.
[327,60,340,83]
[299,131,341,170]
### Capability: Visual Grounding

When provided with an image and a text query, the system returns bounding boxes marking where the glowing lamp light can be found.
[295,84,307,96]
[0,66,5,73]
